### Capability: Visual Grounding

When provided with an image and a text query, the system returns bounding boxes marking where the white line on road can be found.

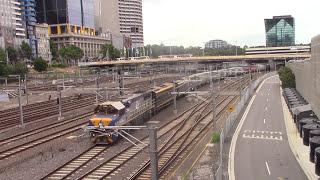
[264,118,266,124]
[267,98,269,102]
[265,161,271,175]
[228,75,276,180]
[265,107,268,111]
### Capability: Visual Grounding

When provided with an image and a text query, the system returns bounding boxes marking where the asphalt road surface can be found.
[233,76,307,180]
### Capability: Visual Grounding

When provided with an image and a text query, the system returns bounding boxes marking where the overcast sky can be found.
[143,0,320,47]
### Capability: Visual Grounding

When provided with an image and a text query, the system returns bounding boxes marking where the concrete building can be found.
[118,0,144,48]
[34,23,51,63]
[205,40,229,49]
[287,35,320,117]
[50,34,109,59]
[0,0,26,49]
[35,0,110,59]
[94,0,124,49]
[265,15,295,47]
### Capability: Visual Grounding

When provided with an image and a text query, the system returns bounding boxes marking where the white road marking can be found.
[264,118,266,124]
[267,98,269,102]
[265,162,271,175]
[265,107,268,111]
[228,75,276,180]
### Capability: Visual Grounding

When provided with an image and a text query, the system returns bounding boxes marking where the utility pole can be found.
[58,86,62,120]
[118,69,124,96]
[95,74,99,104]
[62,74,65,90]
[18,75,24,127]
[9,75,24,127]
[6,50,9,65]
[148,127,159,180]
[25,74,28,104]
[173,82,177,114]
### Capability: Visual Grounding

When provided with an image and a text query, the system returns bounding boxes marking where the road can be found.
[233,76,307,180]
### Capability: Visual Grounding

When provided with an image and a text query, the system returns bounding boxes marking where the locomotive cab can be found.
[87,101,126,144]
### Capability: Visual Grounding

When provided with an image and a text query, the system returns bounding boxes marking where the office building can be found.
[0,0,26,49]
[36,0,95,35]
[21,0,37,57]
[34,23,51,63]
[118,0,144,48]
[205,40,230,49]
[35,0,110,58]
[265,15,295,47]
[94,0,124,49]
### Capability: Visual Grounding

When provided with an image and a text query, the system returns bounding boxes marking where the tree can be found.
[0,48,6,64]
[278,67,296,88]
[6,47,18,64]
[101,44,120,60]
[12,62,27,76]
[20,41,32,61]
[50,40,59,61]
[59,45,84,65]
[33,57,48,72]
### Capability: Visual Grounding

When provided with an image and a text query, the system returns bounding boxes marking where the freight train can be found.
[85,71,216,144]
[85,65,265,144]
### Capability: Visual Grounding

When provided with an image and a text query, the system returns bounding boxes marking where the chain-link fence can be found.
[214,73,273,180]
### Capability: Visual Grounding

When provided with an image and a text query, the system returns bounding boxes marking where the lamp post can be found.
[9,75,24,127]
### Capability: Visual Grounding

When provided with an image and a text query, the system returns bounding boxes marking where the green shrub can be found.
[211,132,220,143]
[33,57,48,72]
[278,67,296,88]
[51,63,67,68]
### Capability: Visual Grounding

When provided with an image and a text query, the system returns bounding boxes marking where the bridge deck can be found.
[79,54,310,67]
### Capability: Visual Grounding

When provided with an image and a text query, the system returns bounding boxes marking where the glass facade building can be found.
[35,0,94,28]
[265,15,295,47]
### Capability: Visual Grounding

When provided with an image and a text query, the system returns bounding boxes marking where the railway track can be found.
[0,94,97,131]
[128,79,245,179]
[41,95,210,180]
[0,76,180,131]
[41,75,250,180]
[0,112,94,147]
[0,113,93,161]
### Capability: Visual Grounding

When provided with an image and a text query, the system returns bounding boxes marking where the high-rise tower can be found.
[265,15,295,47]
[118,0,144,48]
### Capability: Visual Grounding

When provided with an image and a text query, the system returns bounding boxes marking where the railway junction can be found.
[0,59,311,180]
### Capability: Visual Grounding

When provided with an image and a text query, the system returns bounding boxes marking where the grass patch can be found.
[211,132,220,143]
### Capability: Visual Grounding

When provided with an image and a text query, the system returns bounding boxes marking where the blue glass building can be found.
[35,0,95,35]
[265,15,295,47]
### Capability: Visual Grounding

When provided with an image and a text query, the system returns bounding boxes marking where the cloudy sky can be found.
[143,0,320,47]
